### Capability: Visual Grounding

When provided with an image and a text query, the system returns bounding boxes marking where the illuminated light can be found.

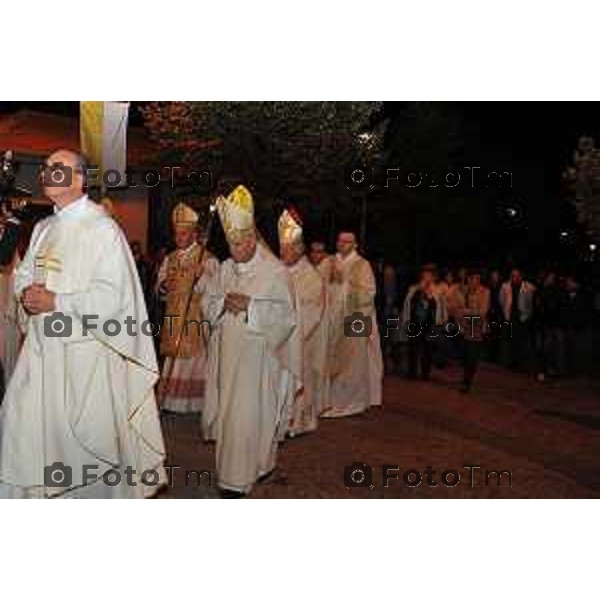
[358,132,374,143]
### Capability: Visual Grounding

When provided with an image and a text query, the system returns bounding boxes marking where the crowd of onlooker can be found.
[374,261,600,391]
[130,239,600,393]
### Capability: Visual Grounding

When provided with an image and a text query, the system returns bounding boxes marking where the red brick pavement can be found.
[159,363,600,499]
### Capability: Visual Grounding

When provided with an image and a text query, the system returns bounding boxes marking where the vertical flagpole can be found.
[80,101,130,201]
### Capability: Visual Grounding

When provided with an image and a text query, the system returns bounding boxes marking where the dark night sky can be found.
[1,101,597,268]
[2,100,597,194]
[454,101,600,195]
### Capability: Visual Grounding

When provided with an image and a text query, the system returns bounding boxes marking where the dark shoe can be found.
[219,488,246,499]
[257,468,276,484]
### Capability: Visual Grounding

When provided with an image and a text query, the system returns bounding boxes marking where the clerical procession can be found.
[0,140,383,499]
[5,11,600,600]
[1,101,599,500]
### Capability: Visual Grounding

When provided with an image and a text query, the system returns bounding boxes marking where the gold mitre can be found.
[216,185,255,243]
[172,202,199,229]
[278,207,303,248]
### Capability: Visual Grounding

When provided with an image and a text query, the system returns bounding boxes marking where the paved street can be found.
[159,363,600,498]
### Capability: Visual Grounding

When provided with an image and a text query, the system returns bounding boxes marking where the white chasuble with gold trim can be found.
[0,197,166,498]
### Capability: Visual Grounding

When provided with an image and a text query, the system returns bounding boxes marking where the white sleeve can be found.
[201,261,225,326]
[194,257,219,294]
[14,220,47,296]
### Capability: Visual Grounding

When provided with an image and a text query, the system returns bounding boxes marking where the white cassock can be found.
[322,250,383,417]
[0,196,166,498]
[202,244,300,493]
[286,256,327,436]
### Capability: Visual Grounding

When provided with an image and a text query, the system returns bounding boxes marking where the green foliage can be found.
[142,101,382,202]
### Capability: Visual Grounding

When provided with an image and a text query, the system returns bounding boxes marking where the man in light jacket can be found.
[499,268,536,371]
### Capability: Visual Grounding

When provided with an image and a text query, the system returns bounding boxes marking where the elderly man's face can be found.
[281,244,303,266]
[174,226,196,250]
[40,150,84,203]
[229,232,257,263]
[336,233,356,256]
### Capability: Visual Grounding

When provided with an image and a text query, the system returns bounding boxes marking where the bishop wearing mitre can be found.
[278,208,326,436]
[202,184,300,497]
[321,230,383,418]
[156,202,218,413]
[0,149,166,498]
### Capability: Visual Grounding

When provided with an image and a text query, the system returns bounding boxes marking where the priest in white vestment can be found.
[156,202,218,413]
[278,208,326,435]
[321,231,383,418]
[202,185,300,497]
[0,149,166,499]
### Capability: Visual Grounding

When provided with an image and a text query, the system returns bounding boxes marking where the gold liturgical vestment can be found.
[160,244,208,358]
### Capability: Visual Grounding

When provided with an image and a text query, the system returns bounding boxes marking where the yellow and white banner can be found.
[80,101,130,190]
